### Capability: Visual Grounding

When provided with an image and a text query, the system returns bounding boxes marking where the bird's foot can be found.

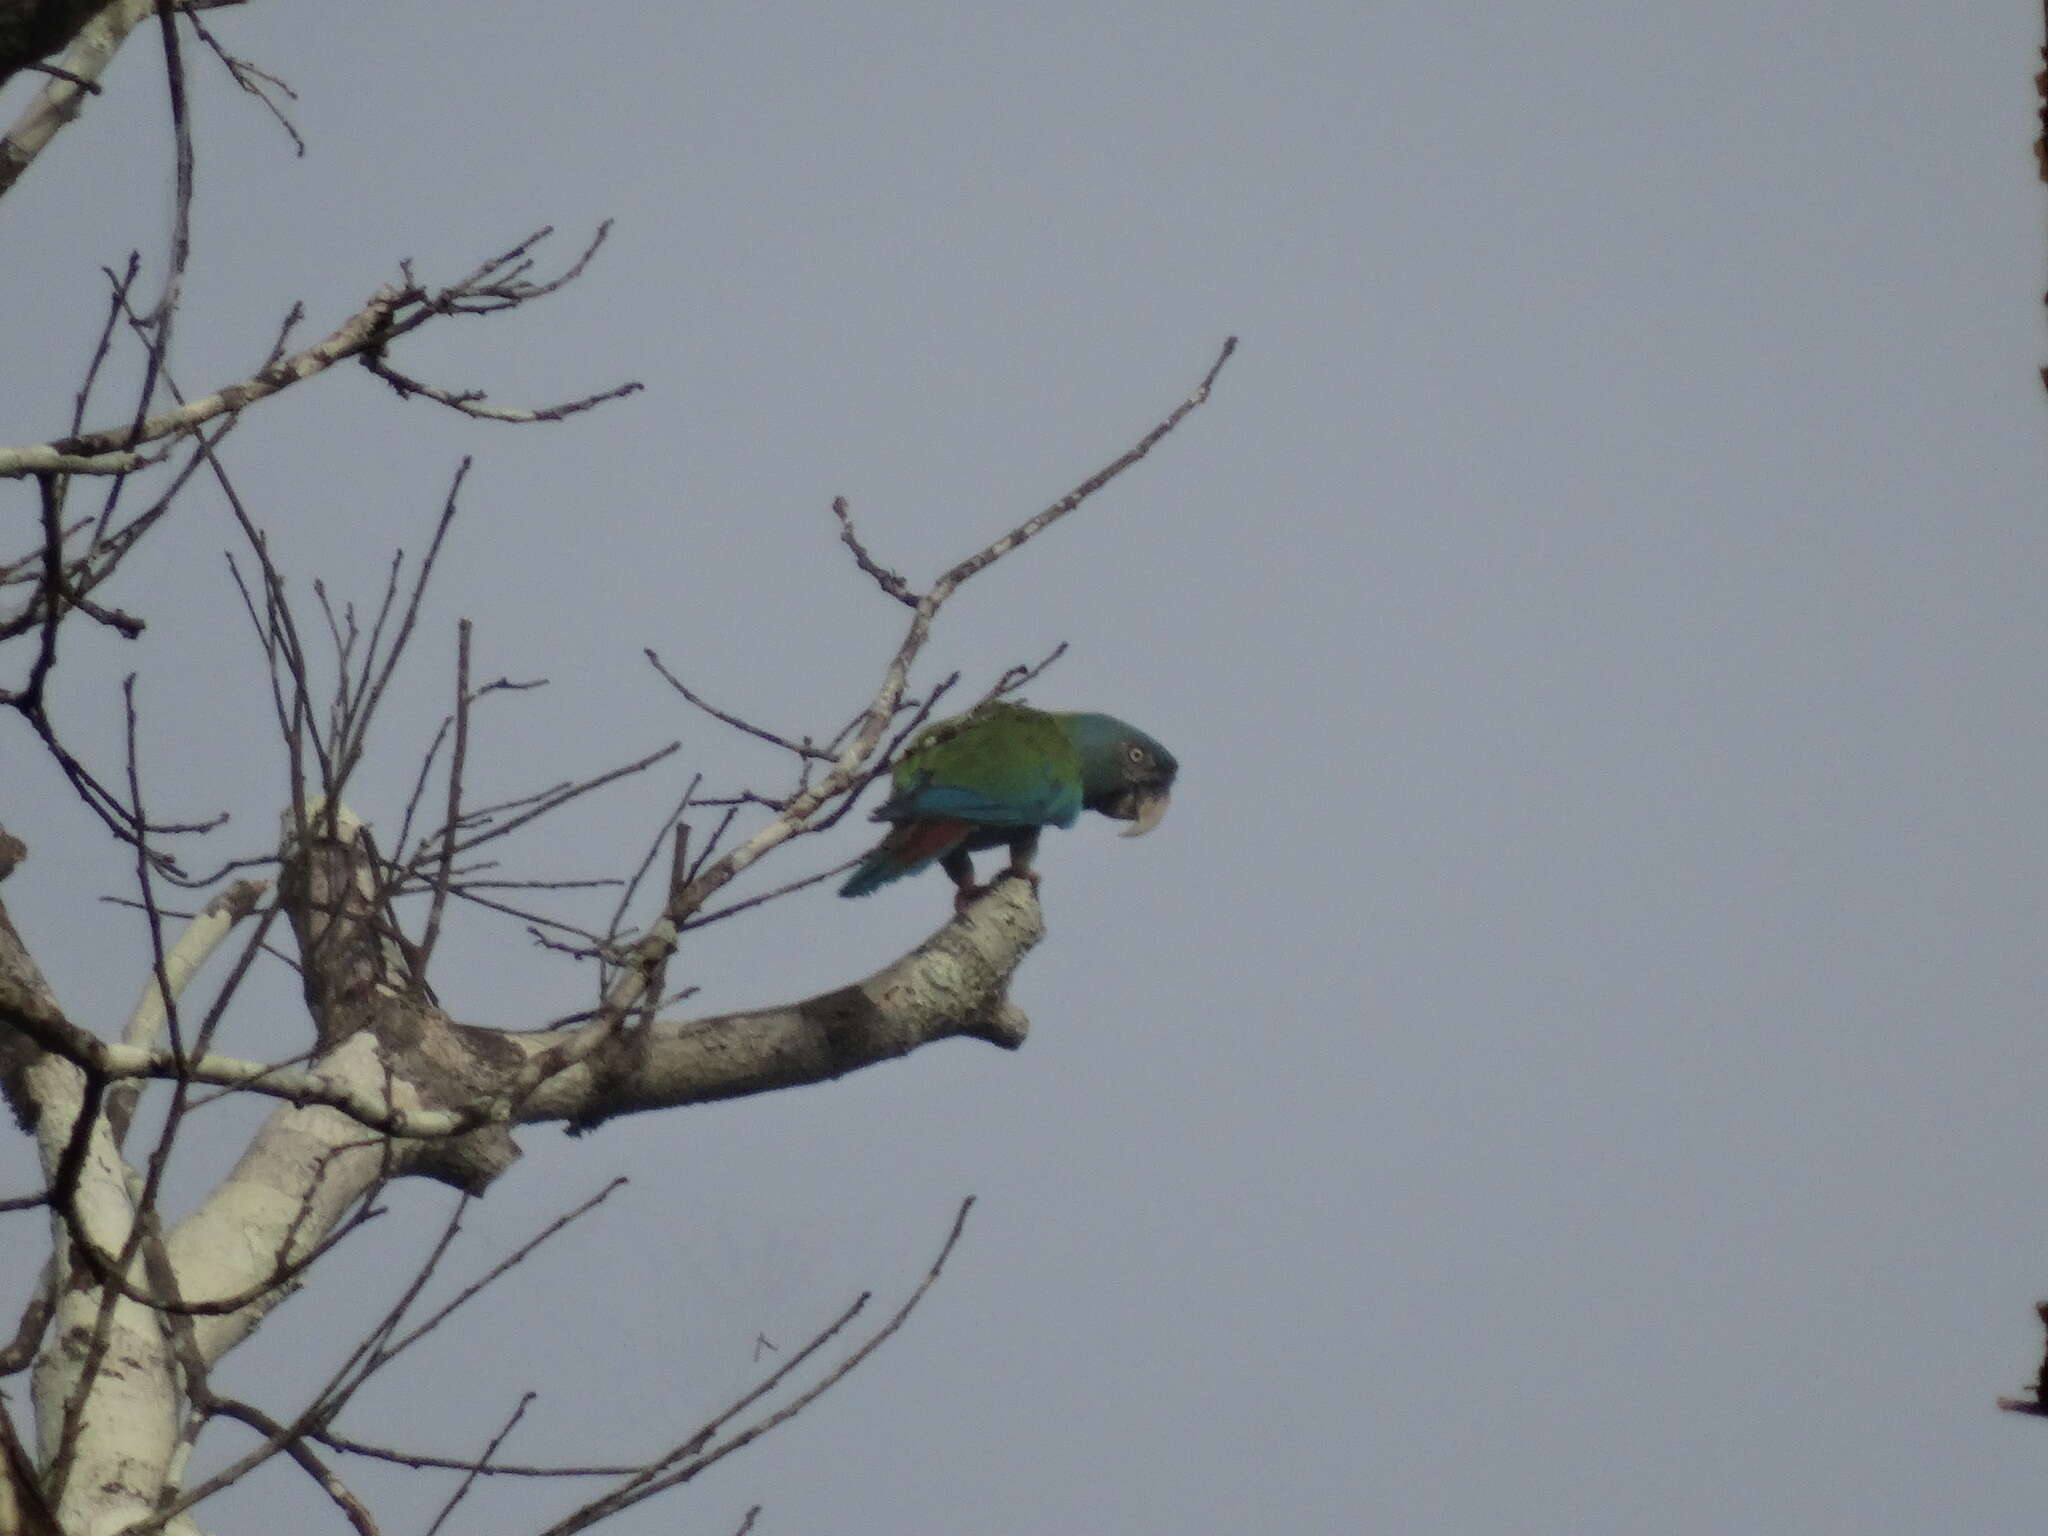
[950,868,1040,915]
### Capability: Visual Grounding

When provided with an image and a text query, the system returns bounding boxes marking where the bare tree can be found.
[0,6,1235,1532]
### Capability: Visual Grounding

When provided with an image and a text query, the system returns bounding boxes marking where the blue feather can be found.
[879,774,1081,829]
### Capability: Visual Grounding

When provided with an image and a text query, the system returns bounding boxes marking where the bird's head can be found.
[1064,713,1179,838]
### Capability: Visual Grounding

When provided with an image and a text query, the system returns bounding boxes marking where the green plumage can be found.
[840,702,1178,905]
[906,705,1076,786]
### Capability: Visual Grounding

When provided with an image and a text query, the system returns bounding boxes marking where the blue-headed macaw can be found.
[840,702,1178,908]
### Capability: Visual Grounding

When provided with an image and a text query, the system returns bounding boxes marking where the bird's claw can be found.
[950,867,1041,915]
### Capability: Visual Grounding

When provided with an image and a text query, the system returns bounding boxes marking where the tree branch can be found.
[0,0,153,199]
[0,228,633,479]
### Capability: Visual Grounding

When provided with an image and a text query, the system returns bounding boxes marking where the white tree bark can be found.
[4,897,202,1536]
[0,811,1043,1532]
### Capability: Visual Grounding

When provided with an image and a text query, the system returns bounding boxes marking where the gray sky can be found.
[5,2,2048,1531]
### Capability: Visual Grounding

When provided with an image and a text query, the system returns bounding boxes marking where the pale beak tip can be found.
[1119,789,1170,838]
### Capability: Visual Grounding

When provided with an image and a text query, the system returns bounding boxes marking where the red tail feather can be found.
[884,817,971,870]
[840,817,973,896]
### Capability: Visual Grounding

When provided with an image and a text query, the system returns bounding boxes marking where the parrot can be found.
[839,702,1178,908]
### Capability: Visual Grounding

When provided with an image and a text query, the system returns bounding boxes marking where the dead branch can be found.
[533,1197,975,1535]
[831,496,917,606]
[655,336,1236,933]
[644,652,835,761]
[422,1390,534,1536]
[363,352,642,423]
[0,227,634,478]
[210,1398,380,1536]
[182,4,302,157]
[0,330,1231,1534]
[0,0,152,196]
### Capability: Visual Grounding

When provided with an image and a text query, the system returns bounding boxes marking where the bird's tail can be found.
[838,819,971,897]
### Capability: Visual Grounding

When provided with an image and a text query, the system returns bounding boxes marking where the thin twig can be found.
[414,620,470,978]
[423,1391,535,1536]
[363,353,642,422]
[184,6,304,156]
[370,1179,626,1370]
[0,228,633,477]
[535,1197,976,1536]
[831,496,917,606]
[645,652,833,760]
[209,1399,380,1536]
[679,859,857,931]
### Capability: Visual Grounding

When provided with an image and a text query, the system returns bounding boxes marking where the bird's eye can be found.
[1124,744,1147,765]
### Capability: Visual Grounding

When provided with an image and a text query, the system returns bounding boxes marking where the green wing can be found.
[877,704,1084,828]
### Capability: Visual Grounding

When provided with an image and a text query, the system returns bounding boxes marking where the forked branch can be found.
[0,227,635,479]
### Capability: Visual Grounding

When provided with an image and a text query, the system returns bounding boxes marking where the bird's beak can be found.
[1118,787,1171,838]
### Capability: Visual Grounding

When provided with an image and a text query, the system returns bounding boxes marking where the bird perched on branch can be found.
[839,702,1178,909]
